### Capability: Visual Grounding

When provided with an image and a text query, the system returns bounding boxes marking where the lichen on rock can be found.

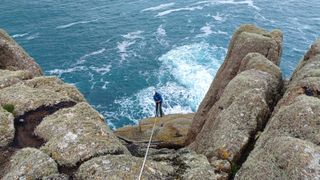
[0,107,14,147]
[3,148,58,180]
[236,39,320,179]
[35,102,129,167]
[76,154,174,180]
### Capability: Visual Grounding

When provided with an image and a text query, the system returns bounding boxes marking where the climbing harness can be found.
[138,117,158,180]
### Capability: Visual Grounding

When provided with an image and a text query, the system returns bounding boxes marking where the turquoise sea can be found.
[1,0,319,128]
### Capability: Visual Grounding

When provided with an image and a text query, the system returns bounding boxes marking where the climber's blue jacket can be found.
[153,92,163,103]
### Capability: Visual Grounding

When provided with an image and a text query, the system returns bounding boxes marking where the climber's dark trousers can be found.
[155,102,163,117]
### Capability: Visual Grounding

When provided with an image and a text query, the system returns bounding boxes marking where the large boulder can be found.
[186,25,283,144]
[3,148,58,180]
[0,29,43,76]
[189,68,281,158]
[0,76,84,117]
[236,96,320,179]
[236,40,320,179]
[236,136,320,180]
[115,114,193,147]
[0,69,33,89]
[0,107,14,147]
[76,154,174,180]
[35,102,129,167]
[190,89,269,161]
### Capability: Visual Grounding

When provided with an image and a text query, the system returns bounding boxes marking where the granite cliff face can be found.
[0,25,319,180]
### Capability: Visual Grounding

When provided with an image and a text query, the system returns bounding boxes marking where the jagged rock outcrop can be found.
[0,70,33,89]
[0,107,14,147]
[35,102,129,167]
[0,29,43,76]
[115,114,193,147]
[186,25,283,145]
[236,39,320,179]
[76,154,174,179]
[3,148,58,179]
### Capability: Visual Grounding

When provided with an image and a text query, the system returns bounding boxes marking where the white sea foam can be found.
[56,19,98,29]
[197,24,213,37]
[254,12,275,23]
[156,6,204,17]
[114,43,225,124]
[142,3,175,12]
[89,64,112,75]
[215,0,260,10]
[12,33,29,38]
[117,40,136,61]
[210,12,228,22]
[77,48,106,64]
[159,43,223,106]
[48,66,87,76]
[25,33,39,40]
[192,0,260,11]
[122,30,144,39]
[155,24,169,46]
[102,81,110,89]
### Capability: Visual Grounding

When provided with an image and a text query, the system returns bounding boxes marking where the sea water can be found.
[1,0,319,129]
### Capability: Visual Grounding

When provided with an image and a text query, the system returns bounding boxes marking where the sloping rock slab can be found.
[3,148,58,180]
[115,114,193,147]
[76,154,174,179]
[35,102,129,167]
[0,29,43,76]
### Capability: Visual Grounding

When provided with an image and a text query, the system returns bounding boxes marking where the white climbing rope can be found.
[138,117,158,180]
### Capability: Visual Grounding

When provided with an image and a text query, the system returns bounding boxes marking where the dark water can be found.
[1,0,319,128]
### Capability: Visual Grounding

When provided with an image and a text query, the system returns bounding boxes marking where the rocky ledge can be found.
[0,25,319,180]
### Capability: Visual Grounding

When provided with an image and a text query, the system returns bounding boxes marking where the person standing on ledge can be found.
[153,91,164,117]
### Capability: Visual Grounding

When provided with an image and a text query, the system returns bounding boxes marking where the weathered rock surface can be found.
[174,149,218,180]
[0,107,14,147]
[3,148,58,180]
[190,88,269,160]
[0,69,33,89]
[236,40,320,179]
[115,114,193,147]
[24,76,86,103]
[43,174,69,180]
[35,102,129,167]
[274,39,320,113]
[0,84,73,117]
[0,29,43,76]
[76,154,174,180]
[186,24,283,145]
[189,66,281,162]
[0,76,84,117]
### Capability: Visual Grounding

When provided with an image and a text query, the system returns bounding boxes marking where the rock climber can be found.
[153,91,164,117]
